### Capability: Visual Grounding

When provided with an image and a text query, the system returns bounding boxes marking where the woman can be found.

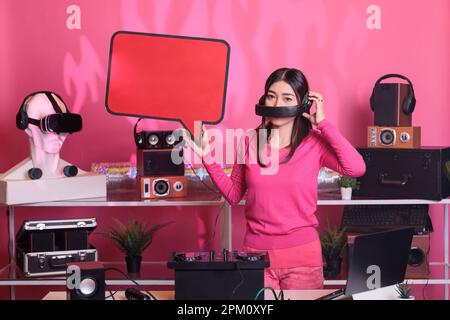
[183,68,366,290]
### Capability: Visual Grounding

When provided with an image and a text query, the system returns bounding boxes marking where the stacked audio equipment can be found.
[134,119,187,199]
[368,74,420,149]
[167,250,269,300]
[357,73,450,200]
[16,218,98,277]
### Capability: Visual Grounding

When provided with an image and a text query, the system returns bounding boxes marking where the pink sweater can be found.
[202,119,366,250]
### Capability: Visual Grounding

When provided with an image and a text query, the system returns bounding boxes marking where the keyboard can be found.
[340,204,432,234]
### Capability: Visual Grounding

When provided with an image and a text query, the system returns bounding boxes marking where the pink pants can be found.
[264,266,324,290]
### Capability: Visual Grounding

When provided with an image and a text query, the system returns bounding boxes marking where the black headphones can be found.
[255,92,313,118]
[16,91,68,130]
[370,74,416,114]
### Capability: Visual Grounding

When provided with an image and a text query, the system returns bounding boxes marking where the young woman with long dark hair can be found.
[183,67,366,290]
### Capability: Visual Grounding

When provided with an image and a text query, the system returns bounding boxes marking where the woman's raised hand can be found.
[181,124,212,159]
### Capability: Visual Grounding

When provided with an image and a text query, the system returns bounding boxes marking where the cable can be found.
[231,262,245,298]
[254,286,279,300]
[203,212,221,249]
[105,289,117,300]
[105,267,157,300]
[422,239,431,300]
[104,280,116,300]
[186,159,234,251]
[186,160,222,195]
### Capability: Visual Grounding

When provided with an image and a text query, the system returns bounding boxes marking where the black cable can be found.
[105,289,117,300]
[186,160,222,195]
[185,159,236,251]
[231,262,245,298]
[422,239,431,300]
[105,267,157,300]
[104,279,116,300]
[203,212,221,249]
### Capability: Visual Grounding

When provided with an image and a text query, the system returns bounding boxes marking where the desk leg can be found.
[7,206,15,300]
[220,202,232,251]
[444,203,448,300]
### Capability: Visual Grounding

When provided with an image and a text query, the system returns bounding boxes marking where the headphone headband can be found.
[370,74,416,114]
[374,74,415,95]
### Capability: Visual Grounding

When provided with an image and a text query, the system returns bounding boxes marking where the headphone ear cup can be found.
[403,94,416,114]
[370,91,375,112]
[16,108,28,130]
[27,168,42,180]
[370,83,380,112]
[63,165,78,177]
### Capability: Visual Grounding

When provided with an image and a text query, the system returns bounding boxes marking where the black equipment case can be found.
[354,147,450,200]
[16,218,98,277]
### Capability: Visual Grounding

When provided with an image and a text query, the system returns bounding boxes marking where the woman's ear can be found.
[24,128,33,138]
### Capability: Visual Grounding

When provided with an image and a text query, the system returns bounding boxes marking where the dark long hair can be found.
[257,68,312,167]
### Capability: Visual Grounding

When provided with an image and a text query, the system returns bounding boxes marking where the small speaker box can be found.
[140,176,187,199]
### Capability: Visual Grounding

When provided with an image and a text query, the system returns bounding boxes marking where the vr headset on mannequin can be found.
[16,91,82,179]
[255,93,313,118]
[16,91,82,134]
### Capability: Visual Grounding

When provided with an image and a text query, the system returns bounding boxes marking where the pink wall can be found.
[1,0,449,299]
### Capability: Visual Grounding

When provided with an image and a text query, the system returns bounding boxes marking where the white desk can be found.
[42,290,338,300]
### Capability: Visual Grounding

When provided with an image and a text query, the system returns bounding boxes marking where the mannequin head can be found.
[23,93,69,155]
[16,91,82,179]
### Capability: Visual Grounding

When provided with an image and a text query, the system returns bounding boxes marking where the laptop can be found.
[317,227,414,300]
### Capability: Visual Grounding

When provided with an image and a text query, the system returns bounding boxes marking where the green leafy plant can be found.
[320,220,347,261]
[395,282,413,299]
[103,215,173,257]
[337,176,360,190]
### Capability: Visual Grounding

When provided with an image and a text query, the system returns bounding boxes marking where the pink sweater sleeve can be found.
[316,119,366,177]
[202,151,247,205]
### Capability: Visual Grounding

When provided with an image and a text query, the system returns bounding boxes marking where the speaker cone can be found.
[408,247,425,267]
[379,129,396,146]
[78,277,98,297]
[154,179,169,196]
[148,134,159,146]
[165,134,175,146]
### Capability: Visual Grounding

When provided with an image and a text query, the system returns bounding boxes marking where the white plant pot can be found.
[340,187,352,200]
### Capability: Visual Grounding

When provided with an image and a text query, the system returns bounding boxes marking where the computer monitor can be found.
[345,227,414,295]
[317,227,414,300]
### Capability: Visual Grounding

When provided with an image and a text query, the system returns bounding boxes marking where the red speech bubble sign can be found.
[105,31,230,139]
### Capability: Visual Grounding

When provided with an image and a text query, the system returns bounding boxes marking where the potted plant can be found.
[320,221,346,279]
[337,176,360,200]
[103,214,173,273]
[395,282,414,300]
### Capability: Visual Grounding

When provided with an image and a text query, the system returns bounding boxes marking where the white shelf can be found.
[3,181,450,300]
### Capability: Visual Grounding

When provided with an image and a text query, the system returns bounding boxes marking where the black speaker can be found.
[406,235,430,279]
[370,74,416,126]
[67,262,105,300]
[137,148,185,177]
[135,129,183,149]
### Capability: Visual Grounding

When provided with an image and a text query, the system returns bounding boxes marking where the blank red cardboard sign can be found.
[105,31,230,139]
